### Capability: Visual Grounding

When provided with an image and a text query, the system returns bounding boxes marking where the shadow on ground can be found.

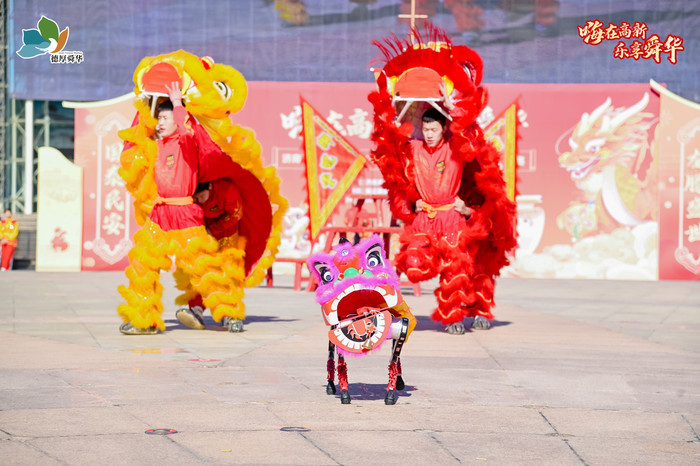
[164,315,301,331]
[414,315,511,332]
[323,382,417,402]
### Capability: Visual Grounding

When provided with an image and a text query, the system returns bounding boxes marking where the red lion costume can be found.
[368,26,517,330]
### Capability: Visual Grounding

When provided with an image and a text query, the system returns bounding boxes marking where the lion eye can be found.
[585,138,606,154]
[463,63,477,83]
[314,263,334,284]
[463,65,472,80]
[213,81,231,100]
[365,244,383,268]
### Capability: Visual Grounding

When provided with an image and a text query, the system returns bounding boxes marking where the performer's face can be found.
[4,210,10,219]
[156,110,178,138]
[422,121,444,148]
[193,189,210,204]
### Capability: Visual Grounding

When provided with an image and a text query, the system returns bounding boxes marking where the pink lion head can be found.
[308,235,403,327]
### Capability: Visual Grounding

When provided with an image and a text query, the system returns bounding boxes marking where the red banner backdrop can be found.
[490,84,660,280]
[235,82,385,258]
[69,81,699,281]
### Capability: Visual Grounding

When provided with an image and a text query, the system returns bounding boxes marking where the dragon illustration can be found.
[309,235,416,405]
[117,50,287,331]
[557,93,657,240]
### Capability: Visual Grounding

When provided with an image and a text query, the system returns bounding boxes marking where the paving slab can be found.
[0,271,698,465]
[433,431,583,465]
[0,441,63,466]
[28,434,205,466]
[566,437,700,466]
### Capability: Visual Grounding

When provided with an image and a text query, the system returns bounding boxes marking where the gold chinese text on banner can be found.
[301,98,367,239]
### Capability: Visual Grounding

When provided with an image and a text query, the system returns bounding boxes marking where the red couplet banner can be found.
[652,81,700,280]
[73,97,139,271]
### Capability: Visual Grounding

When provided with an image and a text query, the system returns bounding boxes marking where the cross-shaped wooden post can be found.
[398,0,428,43]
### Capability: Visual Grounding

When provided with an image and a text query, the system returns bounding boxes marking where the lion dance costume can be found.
[117,50,287,333]
[309,235,416,405]
[369,27,517,329]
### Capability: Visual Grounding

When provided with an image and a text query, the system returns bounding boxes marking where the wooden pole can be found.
[397,0,428,44]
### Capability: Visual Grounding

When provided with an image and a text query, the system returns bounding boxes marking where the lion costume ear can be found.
[201,56,215,69]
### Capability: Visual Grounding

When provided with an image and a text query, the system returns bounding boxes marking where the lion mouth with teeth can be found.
[309,235,411,354]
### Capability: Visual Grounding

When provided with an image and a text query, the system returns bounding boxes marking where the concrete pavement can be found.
[0,271,698,465]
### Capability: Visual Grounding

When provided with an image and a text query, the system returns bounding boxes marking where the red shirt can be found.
[149,105,204,231]
[407,138,467,241]
[409,138,463,204]
[200,178,243,239]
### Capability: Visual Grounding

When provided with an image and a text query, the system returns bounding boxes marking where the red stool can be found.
[267,258,311,291]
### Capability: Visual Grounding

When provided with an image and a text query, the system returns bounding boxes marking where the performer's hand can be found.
[440,82,455,111]
[453,197,473,217]
[415,199,424,213]
[165,81,183,106]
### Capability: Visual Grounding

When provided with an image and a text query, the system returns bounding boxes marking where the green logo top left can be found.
[17,16,70,59]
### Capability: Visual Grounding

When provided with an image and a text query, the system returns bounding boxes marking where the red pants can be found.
[395,228,494,324]
[188,295,204,309]
[1,244,15,270]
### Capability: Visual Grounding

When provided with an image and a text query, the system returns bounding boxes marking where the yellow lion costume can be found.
[117,50,287,334]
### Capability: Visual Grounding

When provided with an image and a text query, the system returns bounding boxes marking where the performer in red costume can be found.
[0,209,19,271]
[195,180,244,239]
[400,103,490,335]
[182,179,246,332]
[150,83,203,231]
[369,26,517,335]
[119,81,218,335]
[407,103,474,247]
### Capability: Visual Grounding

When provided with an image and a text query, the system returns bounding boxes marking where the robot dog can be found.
[308,235,416,405]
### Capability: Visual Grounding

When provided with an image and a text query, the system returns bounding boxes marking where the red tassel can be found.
[387,361,399,391]
[326,357,335,383]
[337,357,348,391]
